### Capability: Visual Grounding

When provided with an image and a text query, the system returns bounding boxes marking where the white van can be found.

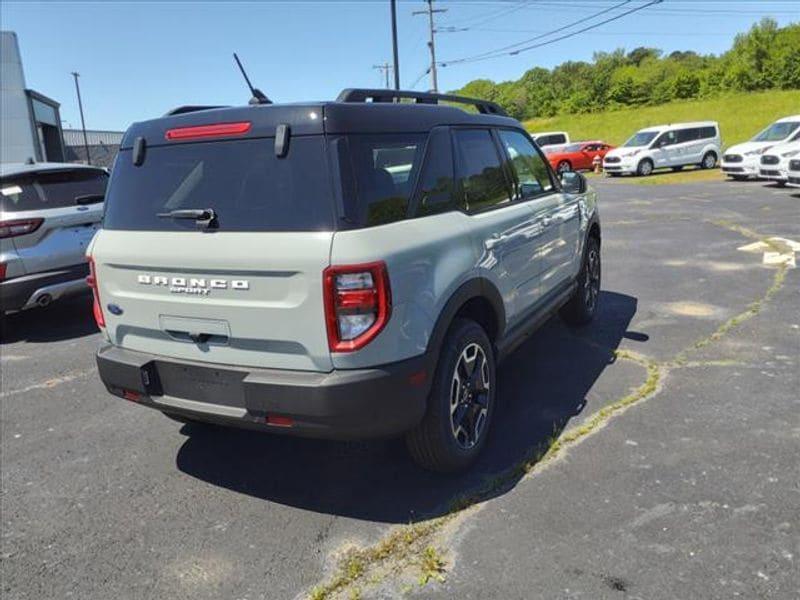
[758,141,800,186]
[722,115,800,180]
[603,122,720,176]
[531,131,570,147]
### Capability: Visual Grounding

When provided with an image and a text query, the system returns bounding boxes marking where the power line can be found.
[409,67,432,90]
[412,0,448,92]
[440,0,632,65]
[440,0,663,67]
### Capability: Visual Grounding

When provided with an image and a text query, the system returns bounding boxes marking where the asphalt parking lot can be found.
[2,177,798,600]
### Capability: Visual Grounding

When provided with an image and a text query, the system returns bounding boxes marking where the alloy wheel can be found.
[449,343,491,449]
[584,247,601,312]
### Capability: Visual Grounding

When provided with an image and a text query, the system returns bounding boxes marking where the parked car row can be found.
[722,115,800,182]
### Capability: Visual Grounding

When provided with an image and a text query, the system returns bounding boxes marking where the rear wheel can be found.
[560,236,601,326]
[557,160,572,175]
[636,159,654,177]
[701,152,717,169]
[406,318,496,473]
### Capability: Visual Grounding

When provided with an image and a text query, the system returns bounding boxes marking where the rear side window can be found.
[0,169,107,213]
[453,129,511,213]
[103,137,335,232]
[498,129,554,199]
[337,134,425,227]
[412,128,460,218]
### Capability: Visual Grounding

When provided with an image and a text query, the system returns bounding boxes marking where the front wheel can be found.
[636,159,654,177]
[560,236,601,326]
[406,318,496,473]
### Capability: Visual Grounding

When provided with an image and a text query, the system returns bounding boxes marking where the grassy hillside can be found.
[524,90,800,149]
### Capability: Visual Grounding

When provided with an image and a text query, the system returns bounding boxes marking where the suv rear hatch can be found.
[91,108,336,371]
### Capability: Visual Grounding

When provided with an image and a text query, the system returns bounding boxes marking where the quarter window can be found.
[453,129,511,212]
[498,129,554,200]
[413,128,460,217]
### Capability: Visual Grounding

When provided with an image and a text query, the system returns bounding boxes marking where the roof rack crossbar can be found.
[335,88,507,116]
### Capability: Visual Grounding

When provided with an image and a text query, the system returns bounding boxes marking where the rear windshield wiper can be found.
[157,208,217,230]
[75,193,105,205]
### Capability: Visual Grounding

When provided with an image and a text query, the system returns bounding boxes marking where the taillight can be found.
[323,261,391,352]
[0,218,43,239]
[0,263,6,281]
[86,256,105,328]
[164,121,251,141]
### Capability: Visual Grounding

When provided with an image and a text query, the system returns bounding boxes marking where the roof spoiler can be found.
[163,105,228,117]
[336,88,507,116]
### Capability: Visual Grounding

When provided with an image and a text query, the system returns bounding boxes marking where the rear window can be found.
[103,137,335,232]
[0,169,107,213]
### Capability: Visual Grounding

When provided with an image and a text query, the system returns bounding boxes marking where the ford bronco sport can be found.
[90,89,601,473]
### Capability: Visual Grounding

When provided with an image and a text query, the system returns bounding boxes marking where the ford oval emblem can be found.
[107,303,123,316]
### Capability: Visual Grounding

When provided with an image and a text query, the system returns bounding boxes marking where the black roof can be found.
[120,89,520,150]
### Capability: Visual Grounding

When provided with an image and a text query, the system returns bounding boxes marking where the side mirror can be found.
[561,171,587,194]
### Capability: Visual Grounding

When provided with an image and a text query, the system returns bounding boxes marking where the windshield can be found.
[103,137,336,232]
[0,169,107,213]
[623,131,658,147]
[753,121,800,142]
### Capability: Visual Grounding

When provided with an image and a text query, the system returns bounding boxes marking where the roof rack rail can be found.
[163,105,228,117]
[335,88,507,116]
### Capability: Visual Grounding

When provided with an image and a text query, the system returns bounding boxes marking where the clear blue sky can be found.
[2,1,797,131]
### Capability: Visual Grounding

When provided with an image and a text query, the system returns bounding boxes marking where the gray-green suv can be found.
[90,89,601,472]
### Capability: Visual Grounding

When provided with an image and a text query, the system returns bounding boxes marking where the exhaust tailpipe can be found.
[36,294,52,308]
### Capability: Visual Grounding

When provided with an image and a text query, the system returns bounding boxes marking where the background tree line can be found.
[451,19,800,121]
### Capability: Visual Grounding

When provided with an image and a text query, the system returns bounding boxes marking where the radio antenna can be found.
[233,53,271,105]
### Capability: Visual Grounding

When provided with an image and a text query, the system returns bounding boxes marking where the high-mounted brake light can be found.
[164,121,252,141]
[0,218,43,239]
[86,256,105,328]
[323,262,391,352]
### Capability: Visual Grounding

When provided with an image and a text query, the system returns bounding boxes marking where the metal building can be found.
[1,31,66,163]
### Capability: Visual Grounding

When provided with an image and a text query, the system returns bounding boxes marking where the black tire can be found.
[671,165,683,172]
[557,160,572,174]
[730,175,748,181]
[607,172,621,177]
[560,236,601,327]
[775,180,787,188]
[406,318,496,473]
[636,159,654,177]
[701,151,717,169]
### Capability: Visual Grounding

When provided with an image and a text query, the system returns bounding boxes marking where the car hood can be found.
[604,146,646,158]
[725,141,778,156]
[762,141,800,157]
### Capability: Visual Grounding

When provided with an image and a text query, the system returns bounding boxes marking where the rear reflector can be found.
[122,390,141,401]
[164,121,251,141]
[0,218,43,239]
[266,415,294,427]
[0,263,6,281]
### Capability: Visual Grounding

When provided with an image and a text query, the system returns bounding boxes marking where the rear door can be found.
[93,134,336,372]
[1,168,106,275]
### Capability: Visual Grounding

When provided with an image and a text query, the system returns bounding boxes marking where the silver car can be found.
[1,162,107,313]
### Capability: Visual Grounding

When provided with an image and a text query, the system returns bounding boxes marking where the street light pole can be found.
[71,71,91,165]
[390,0,401,90]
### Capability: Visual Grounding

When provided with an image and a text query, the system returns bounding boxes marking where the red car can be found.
[544,140,615,174]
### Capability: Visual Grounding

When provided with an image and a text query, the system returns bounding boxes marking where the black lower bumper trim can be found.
[0,263,89,312]
[96,345,432,440]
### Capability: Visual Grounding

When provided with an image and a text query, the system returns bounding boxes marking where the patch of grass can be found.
[524,90,800,148]
[602,167,726,186]
[418,547,447,585]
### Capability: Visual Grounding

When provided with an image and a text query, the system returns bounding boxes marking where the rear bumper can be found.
[0,263,90,312]
[96,344,432,440]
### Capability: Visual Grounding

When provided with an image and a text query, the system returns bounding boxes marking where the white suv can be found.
[722,115,800,181]
[603,122,720,177]
[758,141,800,187]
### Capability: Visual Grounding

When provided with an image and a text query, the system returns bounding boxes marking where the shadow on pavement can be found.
[1,293,98,344]
[176,290,641,523]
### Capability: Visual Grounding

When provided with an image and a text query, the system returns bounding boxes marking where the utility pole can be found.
[390,0,401,90]
[413,0,447,92]
[373,62,393,88]
[70,72,91,165]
